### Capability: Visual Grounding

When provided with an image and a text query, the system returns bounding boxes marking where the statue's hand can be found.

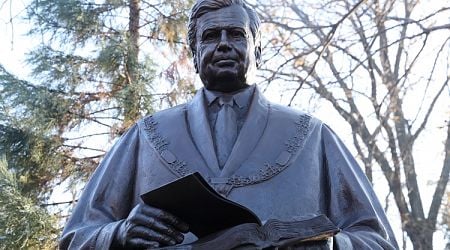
[113,203,189,249]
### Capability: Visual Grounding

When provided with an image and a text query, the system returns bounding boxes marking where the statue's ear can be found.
[255,46,262,69]
[193,53,199,73]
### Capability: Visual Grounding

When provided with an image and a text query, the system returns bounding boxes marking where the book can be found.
[141,172,339,249]
[140,172,261,238]
[166,215,339,249]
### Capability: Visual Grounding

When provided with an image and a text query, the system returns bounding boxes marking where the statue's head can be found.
[188,0,261,92]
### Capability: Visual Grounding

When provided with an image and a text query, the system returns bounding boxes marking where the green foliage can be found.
[0,158,59,249]
[27,0,119,44]
[0,0,194,200]
[0,66,79,199]
[23,0,171,131]
[0,124,69,199]
[153,0,195,46]
[1,65,75,131]
[0,0,194,245]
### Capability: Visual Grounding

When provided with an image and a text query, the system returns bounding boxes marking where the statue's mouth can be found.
[214,59,236,67]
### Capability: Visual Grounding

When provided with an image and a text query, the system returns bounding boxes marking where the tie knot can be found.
[218,96,234,107]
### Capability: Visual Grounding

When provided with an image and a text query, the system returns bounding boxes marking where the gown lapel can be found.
[186,89,222,176]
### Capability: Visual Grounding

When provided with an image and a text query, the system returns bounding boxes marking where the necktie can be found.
[214,96,238,169]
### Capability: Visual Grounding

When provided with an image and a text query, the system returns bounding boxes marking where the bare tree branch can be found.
[287,0,367,106]
[427,121,450,226]
[413,78,449,141]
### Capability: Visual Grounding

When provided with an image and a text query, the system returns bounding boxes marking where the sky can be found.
[0,1,448,249]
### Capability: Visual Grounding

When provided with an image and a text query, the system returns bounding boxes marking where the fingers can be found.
[129,225,179,246]
[140,204,190,233]
[127,237,160,249]
[123,204,189,247]
[131,213,184,243]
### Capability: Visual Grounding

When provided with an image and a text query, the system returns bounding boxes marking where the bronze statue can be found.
[60,0,398,249]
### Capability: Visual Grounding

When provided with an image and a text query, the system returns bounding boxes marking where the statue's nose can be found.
[217,30,232,52]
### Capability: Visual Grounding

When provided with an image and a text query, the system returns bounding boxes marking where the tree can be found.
[254,0,450,248]
[0,0,194,202]
[0,157,58,249]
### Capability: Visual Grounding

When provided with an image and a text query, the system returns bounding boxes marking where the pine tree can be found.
[0,157,58,249]
[0,0,194,202]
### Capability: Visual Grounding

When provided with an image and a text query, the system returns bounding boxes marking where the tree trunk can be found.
[124,0,141,129]
[408,223,434,250]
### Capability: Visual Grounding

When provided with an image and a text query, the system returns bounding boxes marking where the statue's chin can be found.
[202,74,248,93]
[206,82,249,93]
[205,84,246,93]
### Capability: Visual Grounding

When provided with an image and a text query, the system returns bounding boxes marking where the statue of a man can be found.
[60,0,398,249]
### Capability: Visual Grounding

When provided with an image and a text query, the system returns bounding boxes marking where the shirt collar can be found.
[203,85,255,108]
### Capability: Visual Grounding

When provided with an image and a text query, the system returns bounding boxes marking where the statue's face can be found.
[195,5,259,92]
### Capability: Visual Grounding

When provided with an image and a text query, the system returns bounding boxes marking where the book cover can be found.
[140,172,261,238]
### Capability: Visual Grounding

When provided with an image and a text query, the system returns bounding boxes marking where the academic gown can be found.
[60,87,398,249]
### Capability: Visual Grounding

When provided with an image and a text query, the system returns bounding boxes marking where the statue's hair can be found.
[187,0,261,56]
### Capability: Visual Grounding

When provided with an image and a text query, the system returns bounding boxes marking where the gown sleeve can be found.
[59,124,140,250]
[321,124,399,249]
